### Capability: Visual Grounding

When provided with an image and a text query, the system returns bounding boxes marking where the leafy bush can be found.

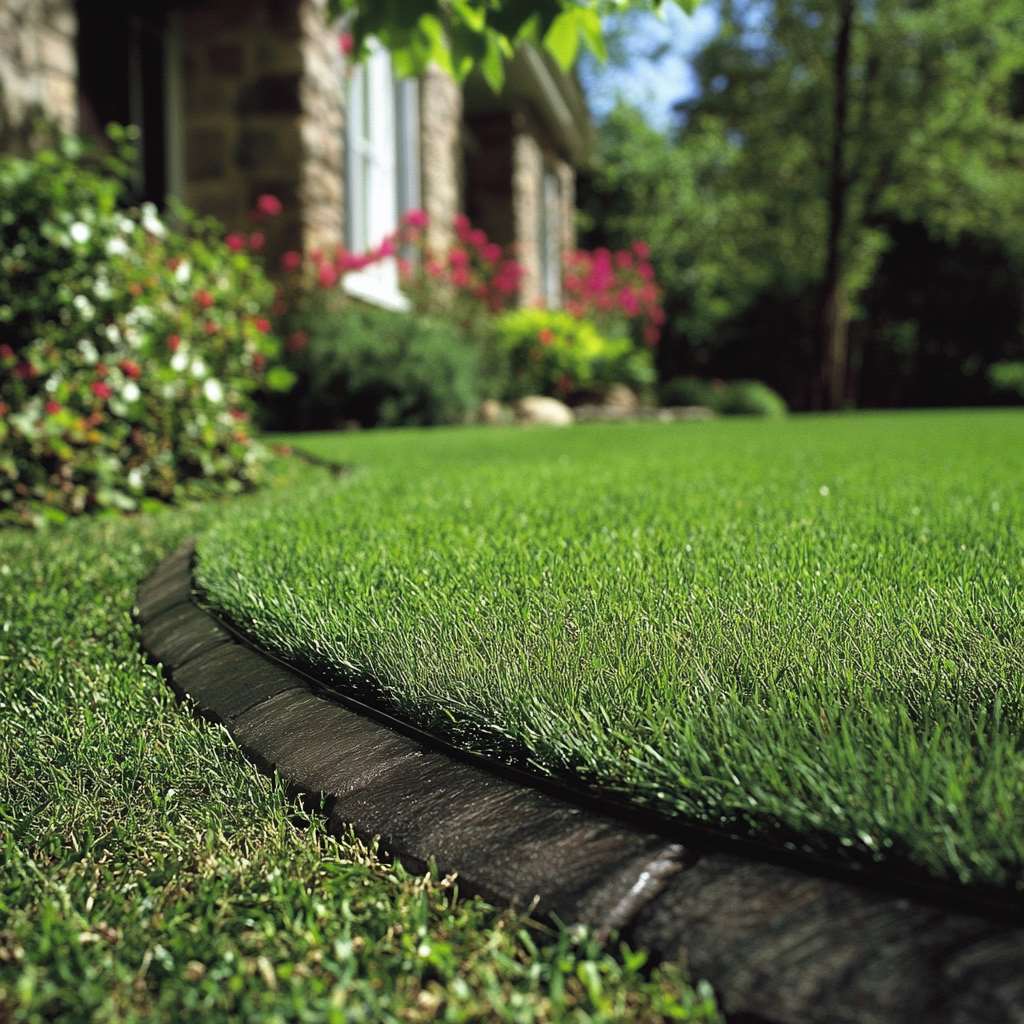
[269,303,483,429]
[0,134,288,524]
[659,376,787,417]
[989,361,1024,400]
[493,308,654,401]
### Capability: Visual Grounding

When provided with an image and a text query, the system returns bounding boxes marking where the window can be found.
[344,42,419,310]
[538,167,562,308]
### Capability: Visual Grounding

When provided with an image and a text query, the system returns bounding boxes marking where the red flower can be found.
[402,208,429,229]
[204,320,219,336]
[287,330,309,352]
[194,289,214,309]
[482,242,502,264]
[119,359,142,379]
[167,334,181,352]
[225,232,247,251]
[255,194,283,217]
[469,228,488,249]
[376,236,397,258]
[339,31,354,55]
[128,282,144,297]
[91,380,112,400]
[0,343,14,360]
[632,240,651,260]
[14,362,37,380]
[280,249,302,272]
[254,317,271,334]
[229,408,248,421]
[95,363,109,378]
[449,248,469,270]
[451,267,471,288]
[317,263,338,288]
[538,328,554,347]
[0,402,8,416]
[45,400,62,415]
[248,231,265,251]
[252,353,266,371]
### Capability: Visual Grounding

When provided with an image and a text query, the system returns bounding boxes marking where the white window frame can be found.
[344,42,418,311]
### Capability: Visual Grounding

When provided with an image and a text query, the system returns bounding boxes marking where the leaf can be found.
[478,30,507,93]
[575,7,607,63]
[264,366,297,393]
[542,9,582,71]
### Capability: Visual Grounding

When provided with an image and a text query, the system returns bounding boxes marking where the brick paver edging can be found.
[136,540,1024,1024]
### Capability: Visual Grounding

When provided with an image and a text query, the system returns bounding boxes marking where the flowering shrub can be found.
[563,243,666,347]
[494,308,655,401]
[0,137,289,524]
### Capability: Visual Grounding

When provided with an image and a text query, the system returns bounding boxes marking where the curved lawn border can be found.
[137,541,1024,1024]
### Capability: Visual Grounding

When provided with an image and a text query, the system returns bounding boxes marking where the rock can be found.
[514,395,575,427]
[603,383,640,412]
[657,405,715,422]
[478,399,512,425]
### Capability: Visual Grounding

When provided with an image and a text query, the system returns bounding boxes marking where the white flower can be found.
[190,358,207,378]
[105,237,129,257]
[122,381,141,403]
[77,338,99,364]
[170,350,189,373]
[94,277,113,301]
[174,260,191,285]
[819,485,830,497]
[141,202,165,237]
[124,326,141,348]
[72,295,95,321]
[127,468,144,492]
[104,323,120,343]
[203,378,224,404]
[69,222,91,245]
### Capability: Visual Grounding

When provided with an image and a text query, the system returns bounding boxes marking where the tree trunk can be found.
[817,0,855,410]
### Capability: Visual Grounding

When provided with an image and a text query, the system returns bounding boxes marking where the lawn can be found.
[0,460,718,1023]
[196,410,1024,896]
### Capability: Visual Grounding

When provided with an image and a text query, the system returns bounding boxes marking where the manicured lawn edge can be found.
[137,541,1024,1024]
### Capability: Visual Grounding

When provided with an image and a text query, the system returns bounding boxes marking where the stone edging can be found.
[136,540,1024,1024]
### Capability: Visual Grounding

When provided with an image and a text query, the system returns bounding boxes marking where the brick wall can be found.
[0,0,77,151]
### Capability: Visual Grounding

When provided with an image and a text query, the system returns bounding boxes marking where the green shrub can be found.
[717,379,788,417]
[0,134,289,525]
[989,361,1024,399]
[659,376,787,417]
[270,303,483,429]
[659,376,716,407]
[493,308,654,401]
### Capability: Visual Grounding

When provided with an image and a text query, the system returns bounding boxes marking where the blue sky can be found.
[578,2,719,132]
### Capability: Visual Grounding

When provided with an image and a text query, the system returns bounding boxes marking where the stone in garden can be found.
[514,395,575,426]
[603,383,640,412]
[478,399,512,425]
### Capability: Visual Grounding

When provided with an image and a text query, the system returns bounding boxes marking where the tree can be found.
[328,1,697,92]
[683,0,1024,408]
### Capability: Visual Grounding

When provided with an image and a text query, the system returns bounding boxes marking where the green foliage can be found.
[199,411,1024,892]
[495,308,654,400]
[329,1,695,91]
[0,135,285,525]
[0,471,721,1023]
[660,377,787,416]
[989,361,1024,400]
[272,303,484,429]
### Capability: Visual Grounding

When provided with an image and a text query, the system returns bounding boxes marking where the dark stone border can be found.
[137,541,1024,1024]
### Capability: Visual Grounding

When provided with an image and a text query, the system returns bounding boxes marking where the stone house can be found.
[1,0,592,310]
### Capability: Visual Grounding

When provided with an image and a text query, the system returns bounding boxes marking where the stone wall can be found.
[0,0,77,152]
[511,119,544,306]
[419,67,463,255]
[177,0,309,255]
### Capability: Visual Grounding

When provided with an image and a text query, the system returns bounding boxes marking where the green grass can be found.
[0,463,719,1023]
[196,411,1024,894]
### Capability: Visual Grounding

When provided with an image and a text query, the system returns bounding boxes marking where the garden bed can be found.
[195,410,1024,900]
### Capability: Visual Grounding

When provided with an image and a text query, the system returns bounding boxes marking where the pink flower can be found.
[280,250,302,272]
[469,228,488,249]
[317,263,338,288]
[248,231,266,251]
[339,31,354,55]
[402,208,429,229]
[255,194,283,217]
[451,267,471,288]
[45,400,62,415]
[425,257,444,278]
[254,317,271,334]
[377,237,397,258]
[482,242,502,264]
[615,250,634,270]
[225,232,246,251]
[91,380,112,400]
[632,240,651,259]
[449,248,469,270]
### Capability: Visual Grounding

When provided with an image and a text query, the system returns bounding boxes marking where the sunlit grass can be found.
[0,467,718,1023]
[197,411,1024,892]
